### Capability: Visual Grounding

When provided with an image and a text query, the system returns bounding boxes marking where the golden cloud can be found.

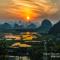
[5,0,58,22]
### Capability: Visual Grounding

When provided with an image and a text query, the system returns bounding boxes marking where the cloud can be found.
[0,0,60,22]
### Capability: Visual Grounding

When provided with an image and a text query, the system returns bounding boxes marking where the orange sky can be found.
[0,0,60,22]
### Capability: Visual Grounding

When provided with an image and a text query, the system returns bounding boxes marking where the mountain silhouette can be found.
[13,23,20,29]
[27,23,37,29]
[13,23,24,29]
[49,21,60,34]
[0,23,11,29]
[37,19,52,34]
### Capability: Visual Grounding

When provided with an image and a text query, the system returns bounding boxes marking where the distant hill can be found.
[0,19,53,34]
[37,19,52,34]
[13,23,24,29]
[0,22,37,33]
[0,23,11,29]
[49,21,60,34]
[27,23,37,29]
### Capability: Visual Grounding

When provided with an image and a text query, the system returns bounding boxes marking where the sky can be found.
[0,0,60,23]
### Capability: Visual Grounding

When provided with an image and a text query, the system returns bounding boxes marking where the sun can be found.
[27,16,30,20]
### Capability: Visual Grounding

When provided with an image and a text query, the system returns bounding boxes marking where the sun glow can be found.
[19,6,38,22]
[7,0,58,22]
[27,16,30,20]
